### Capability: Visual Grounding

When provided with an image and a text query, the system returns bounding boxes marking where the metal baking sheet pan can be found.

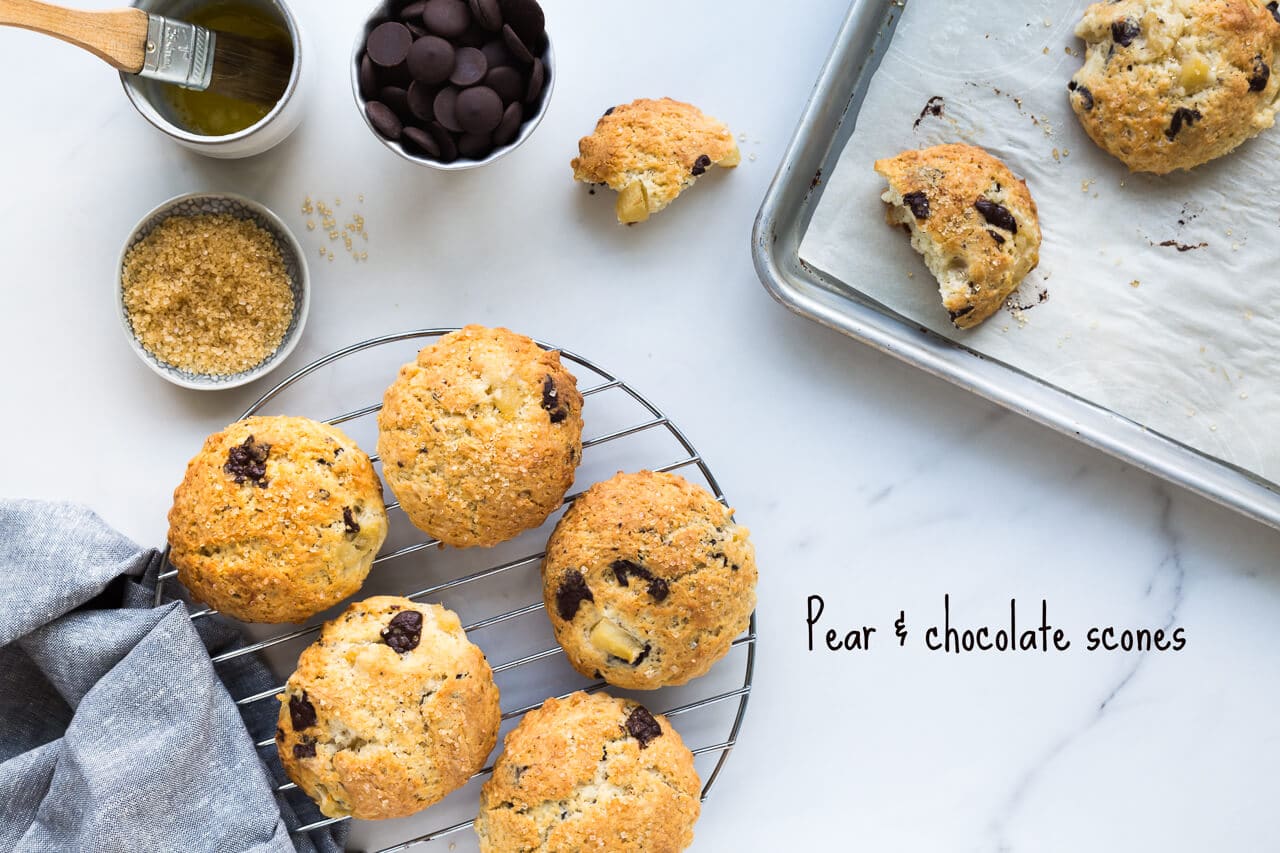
[752,0,1280,530]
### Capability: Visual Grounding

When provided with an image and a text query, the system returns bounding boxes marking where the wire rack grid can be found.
[155,329,757,852]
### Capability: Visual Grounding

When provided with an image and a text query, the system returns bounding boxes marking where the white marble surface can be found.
[2,0,1279,850]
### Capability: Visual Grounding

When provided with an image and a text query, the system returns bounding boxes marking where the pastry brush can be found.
[0,0,292,105]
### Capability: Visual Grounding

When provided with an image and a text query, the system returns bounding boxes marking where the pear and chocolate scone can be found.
[277,596,501,820]
[874,144,1041,330]
[542,470,757,690]
[475,691,701,853]
[571,97,740,224]
[167,415,388,624]
[378,325,584,548]
[1069,0,1280,174]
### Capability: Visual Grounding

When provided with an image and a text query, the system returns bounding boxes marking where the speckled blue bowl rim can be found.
[117,192,310,390]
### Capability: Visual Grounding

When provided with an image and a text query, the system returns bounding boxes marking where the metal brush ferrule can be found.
[140,14,215,91]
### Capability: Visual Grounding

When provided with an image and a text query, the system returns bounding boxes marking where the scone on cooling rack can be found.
[1069,0,1280,173]
[874,143,1042,330]
[571,97,740,224]
[475,691,701,852]
[167,416,388,624]
[277,596,501,820]
[377,325,584,548]
[541,470,757,690]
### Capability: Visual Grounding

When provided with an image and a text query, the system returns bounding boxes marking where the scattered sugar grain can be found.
[302,195,371,262]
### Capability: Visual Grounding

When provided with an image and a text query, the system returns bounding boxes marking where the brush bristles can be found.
[208,31,293,107]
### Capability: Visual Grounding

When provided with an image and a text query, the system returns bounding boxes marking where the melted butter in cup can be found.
[164,1,293,136]
[121,0,308,159]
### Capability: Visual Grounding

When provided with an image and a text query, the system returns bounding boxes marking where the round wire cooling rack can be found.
[155,329,757,852]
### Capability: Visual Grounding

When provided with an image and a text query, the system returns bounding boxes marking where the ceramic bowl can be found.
[117,192,309,390]
[350,0,556,170]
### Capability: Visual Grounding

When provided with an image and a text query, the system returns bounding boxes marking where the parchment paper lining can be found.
[800,0,1280,483]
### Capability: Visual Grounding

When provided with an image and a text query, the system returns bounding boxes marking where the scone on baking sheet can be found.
[1069,0,1280,173]
[276,596,500,820]
[377,325,584,549]
[874,143,1041,330]
[475,691,701,852]
[571,97,740,224]
[167,415,388,624]
[542,470,757,690]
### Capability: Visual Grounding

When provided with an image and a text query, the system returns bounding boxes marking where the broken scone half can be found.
[571,97,740,224]
[875,143,1041,329]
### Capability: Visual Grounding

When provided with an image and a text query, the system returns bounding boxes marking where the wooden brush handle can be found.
[0,0,148,73]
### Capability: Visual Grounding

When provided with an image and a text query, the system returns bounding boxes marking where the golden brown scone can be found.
[542,471,756,690]
[378,326,584,549]
[874,144,1042,330]
[475,691,701,852]
[1070,0,1280,173]
[277,596,500,820]
[168,415,387,624]
[571,97,740,224]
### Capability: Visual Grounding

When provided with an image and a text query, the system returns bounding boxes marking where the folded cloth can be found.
[0,499,348,853]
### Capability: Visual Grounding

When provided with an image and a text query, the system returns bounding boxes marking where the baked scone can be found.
[168,415,388,624]
[378,326,583,548]
[277,596,501,820]
[571,97,740,224]
[475,691,701,852]
[1069,0,1280,173]
[542,470,756,690]
[874,144,1041,330]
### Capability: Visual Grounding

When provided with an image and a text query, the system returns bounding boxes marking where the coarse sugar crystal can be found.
[121,213,293,375]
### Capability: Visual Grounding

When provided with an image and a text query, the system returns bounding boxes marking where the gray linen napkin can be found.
[0,499,348,853]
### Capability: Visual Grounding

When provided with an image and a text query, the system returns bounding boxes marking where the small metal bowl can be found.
[117,192,310,390]
[121,0,310,159]
[351,1,555,170]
